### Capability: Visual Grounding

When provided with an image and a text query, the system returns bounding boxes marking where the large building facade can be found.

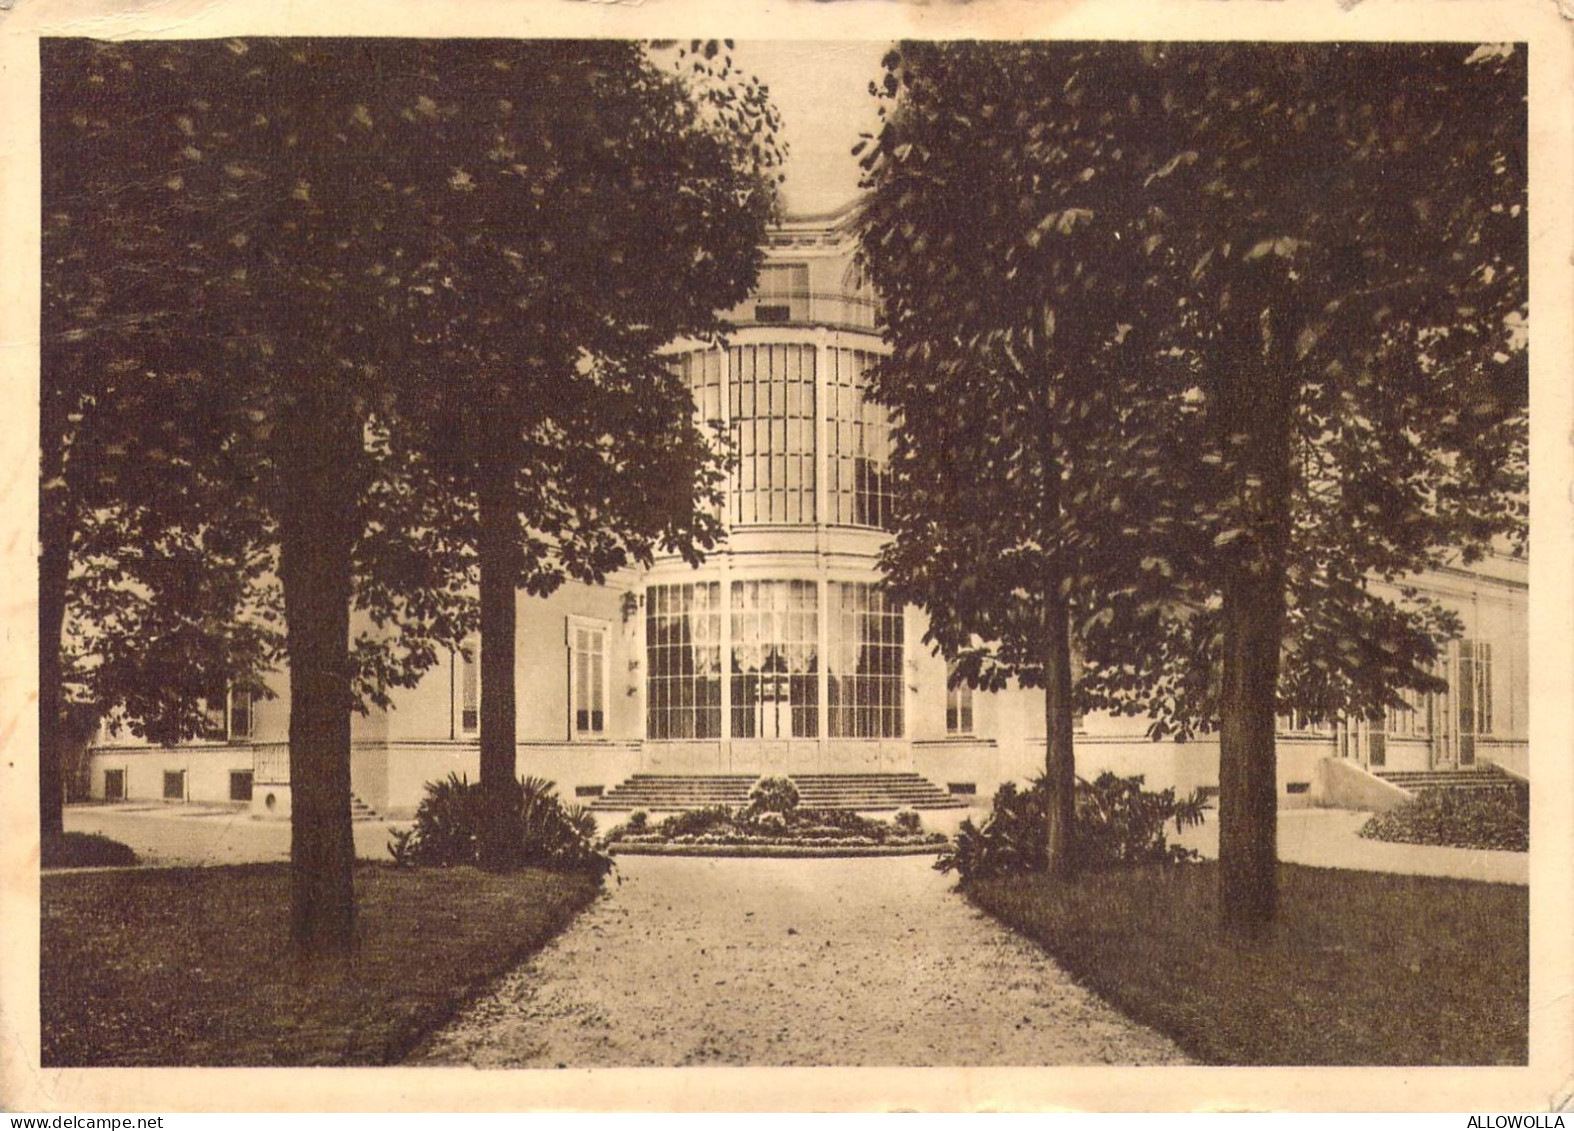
[83,208,1530,818]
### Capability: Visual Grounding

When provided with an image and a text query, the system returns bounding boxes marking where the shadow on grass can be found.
[42,862,600,1066]
[967,862,1527,1066]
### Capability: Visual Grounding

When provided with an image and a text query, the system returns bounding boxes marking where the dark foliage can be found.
[1360,788,1528,853]
[937,772,1208,881]
[41,832,140,869]
[742,775,800,817]
[397,772,612,878]
[606,804,943,849]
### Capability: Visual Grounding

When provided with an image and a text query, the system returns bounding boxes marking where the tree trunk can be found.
[1216,351,1295,938]
[1217,562,1287,935]
[1042,571,1078,878]
[476,464,519,870]
[38,488,71,839]
[277,388,359,956]
[1032,327,1077,879]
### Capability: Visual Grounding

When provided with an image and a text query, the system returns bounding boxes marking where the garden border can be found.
[608,842,945,859]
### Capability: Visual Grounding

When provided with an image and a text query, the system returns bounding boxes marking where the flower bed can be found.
[600,780,948,857]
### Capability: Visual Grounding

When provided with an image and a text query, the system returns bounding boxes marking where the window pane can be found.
[729,345,815,526]
[826,350,893,529]
[646,583,722,740]
[827,583,903,738]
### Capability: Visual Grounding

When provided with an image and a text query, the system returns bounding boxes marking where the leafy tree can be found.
[41,36,781,939]
[41,39,482,952]
[1076,43,1526,934]
[855,43,1205,878]
[857,43,1526,934]
[394,40,782,868]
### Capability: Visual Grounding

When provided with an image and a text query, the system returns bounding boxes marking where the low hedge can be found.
[42,832,140,869]
[1359,787,1528,853]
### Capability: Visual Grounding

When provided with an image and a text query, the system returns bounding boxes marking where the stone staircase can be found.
[1374,765,1523,797]
[591,771,966,813]
[591,774,760,813]
[787,772,967,811]
[350,793,383,823]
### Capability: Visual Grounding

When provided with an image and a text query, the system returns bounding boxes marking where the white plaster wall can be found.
[87,745,252,805]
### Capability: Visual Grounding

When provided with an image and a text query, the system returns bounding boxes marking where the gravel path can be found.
[409,854,1189,1067]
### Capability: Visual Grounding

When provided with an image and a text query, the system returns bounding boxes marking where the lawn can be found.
[42,862,600,1066]
[967,862,1527,1066]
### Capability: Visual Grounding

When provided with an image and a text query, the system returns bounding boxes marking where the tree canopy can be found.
[856,40,1526,929]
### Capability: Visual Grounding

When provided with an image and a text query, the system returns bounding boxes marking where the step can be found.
[591,771,967,812]
[349,794,382,823]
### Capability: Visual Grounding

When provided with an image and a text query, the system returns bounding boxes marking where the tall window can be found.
[752,262,810,322]
[945,661,973,735]
[827,582,904,738]
[646,582,723,739]
[730,580,818,739]
[672,349,727,523]
[1460,639,1493,737]
[730,344,816,525]
[568,618,609,738]
[1457,639,1492,766]
[826,348,893,529]
[202,687,255,741]
[229,689,254,740]
[1385,683,1433,738]
[458,643,479,735]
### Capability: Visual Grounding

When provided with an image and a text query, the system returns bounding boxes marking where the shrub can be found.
[1077,771,1209,867]
[894,808,922,833]
[753,811,788,835]
[794,808,892,838]
[394,773,613,878]
[41,832,139,869]
[935,772,1208,881]
[404,772,480,867]
[626,810,649,833]
[1360,787,1528,853]
[386,827,417,868]
[657,805,735,839]
[744,776,800,816]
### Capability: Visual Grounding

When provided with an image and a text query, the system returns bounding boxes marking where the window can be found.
[731,580,818,739]
[1460,639,1493,737]
[826,349,893,529]
[827,582,904,738]
[458,643,479,735]
[202,687,255,741]
[163,770,185,801]
[729,344,816,525]
[1385,682,1432,738]
[229,689,254,740]
[945,661,974,736]
[1276,709,1328,735]
[203,690,228,739]
[1457,638,1492,766]
[752,262,810,322]
[230,770,254,802]
[104,768,125,802]
[568,617,609,738]
[674,350,727,523]
[646,582,723,740]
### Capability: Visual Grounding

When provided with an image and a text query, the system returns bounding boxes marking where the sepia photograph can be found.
[4,0,1571,1115]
